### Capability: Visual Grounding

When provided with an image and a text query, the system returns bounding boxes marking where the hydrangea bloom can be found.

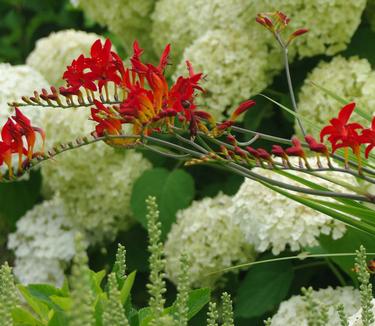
[71,0,156,60]
[271,287,360,326]
[164,193,255,287]
[0,63,48,117]
[173,29,281,120]
[153,0,364,119]
[39,107,151,243]
[229,158,352,255]
[348,298,375,326]
[297,56,375,137]
[26,30,104,86]
[7,196,75,286]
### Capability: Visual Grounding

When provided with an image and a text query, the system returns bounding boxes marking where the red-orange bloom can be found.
[305,135,328,155]
[361,117,375,158]
[91,100,122,137]
[320,103,364,154]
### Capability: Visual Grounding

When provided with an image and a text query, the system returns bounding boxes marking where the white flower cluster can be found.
[297,56,375,137]
[0,63,48,119]
[39,107,151,243]
[71,0,156,59]
[348,298,375,326]
[164,193,255,287]
[271,286,361,326]
[153,0,365,119]
[229,158,350,255]
[26,29,104,86]
[8,196,75,286]
[173,28,281,120]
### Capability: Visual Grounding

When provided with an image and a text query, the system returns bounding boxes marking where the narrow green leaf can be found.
[260,94,319,132]
[120,271,137,305]
[264,183,375,236]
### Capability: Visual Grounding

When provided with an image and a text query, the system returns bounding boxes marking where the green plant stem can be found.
[275,33,306,137]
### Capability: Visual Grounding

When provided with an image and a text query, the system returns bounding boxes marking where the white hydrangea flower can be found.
[72,0,156,60]
[8,196,75,286]
[229,158,353,255]
[174,28,281,120]
[38,106,151,243]
[0,63,48,119]
[297,56,375,137]
[348,298,375,326]
[271,286,361,326]
[153,0,365,60]
[164,193,255,288]
[26,29,104,86]
[153,0,365,119]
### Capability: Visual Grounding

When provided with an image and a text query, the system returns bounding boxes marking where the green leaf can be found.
[235,260,294,318]
[49,296,72,311]
[90,270,106,295]
[12,307,44,326]
[185,288,211,320]
[120,271,136,305]
[264,182,375,236]
[18,285,50,321]
[319,228,375,280]
[138,288,210,325]
[131,168,195,238]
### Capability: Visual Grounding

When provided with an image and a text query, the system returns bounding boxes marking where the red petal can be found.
[338,102,356,124]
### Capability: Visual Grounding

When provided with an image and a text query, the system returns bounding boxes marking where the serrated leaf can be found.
[131,168,195,238]
[235,260,294,318]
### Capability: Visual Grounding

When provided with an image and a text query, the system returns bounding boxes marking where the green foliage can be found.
[355,246,375,326]
[319,228,375,281]
[0,262,19,326]
[207,302,219,326]
[235,260,294,318]
[131,168,195,238]
[0,0,102,64]
[1,197,210,326]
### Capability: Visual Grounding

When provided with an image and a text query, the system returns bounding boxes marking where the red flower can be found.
[286,136,310,168]
[12,108,45,159]
[62,54,97,93]
[0,141,12,174]
[361,117,375,158]
[85,39,122,91]
[320,102,364,155]
[230,100,256,121]
[305,135,328,155]
[286,136,305,157]
[91,100,122,137]
[1,118,25,170]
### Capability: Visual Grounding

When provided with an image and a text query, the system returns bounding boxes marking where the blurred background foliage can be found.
[1,1,375,325]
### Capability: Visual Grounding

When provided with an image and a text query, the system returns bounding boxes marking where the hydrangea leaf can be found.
[131,168,195,238]
[319,228,375,281]
[235,260,294,318]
